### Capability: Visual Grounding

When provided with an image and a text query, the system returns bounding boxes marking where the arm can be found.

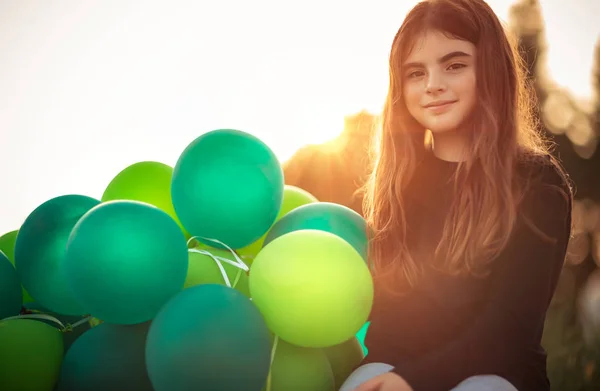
[393,170,572,390]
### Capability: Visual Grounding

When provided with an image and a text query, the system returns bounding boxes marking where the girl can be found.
[349,0,573,390]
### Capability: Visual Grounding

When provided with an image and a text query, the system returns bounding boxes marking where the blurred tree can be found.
[510,0,600,389]
[283,110,375,214]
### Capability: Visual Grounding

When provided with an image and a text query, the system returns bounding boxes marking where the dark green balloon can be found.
[263,202,368,261]
[15,195,101,316]
[0,250,22,320]
[171,129,284,249]
[56,322,153,391]
[0,319,64,391]
[146,284,272,391]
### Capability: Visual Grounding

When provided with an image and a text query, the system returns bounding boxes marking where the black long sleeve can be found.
[364,158,572,391]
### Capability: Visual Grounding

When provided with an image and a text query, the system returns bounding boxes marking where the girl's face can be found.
[402,30,477,135]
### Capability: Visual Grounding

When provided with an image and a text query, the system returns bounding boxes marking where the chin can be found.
[426,123,462,134]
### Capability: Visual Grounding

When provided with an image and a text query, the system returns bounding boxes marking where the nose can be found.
[425,71,446,94]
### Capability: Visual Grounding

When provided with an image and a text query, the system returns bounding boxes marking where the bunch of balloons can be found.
[0,128,374,391]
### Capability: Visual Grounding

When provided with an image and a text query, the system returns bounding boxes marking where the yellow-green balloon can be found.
[324,337,365,389]
[238,185,318,259]
[0,319,64,391]
[102,161,188,237]
[249,230,373,348]
[0,230,34,303]
[268,339,334,391]
[185,249,250,297]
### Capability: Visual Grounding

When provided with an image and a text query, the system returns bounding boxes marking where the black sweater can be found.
[363,153,572,391]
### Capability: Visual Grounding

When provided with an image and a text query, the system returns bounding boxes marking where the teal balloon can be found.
[356,321,370,355]
[146,284,272,391]
[56,322,153,391]
[64,201,189,325]
[0,250,22,320]
[171,129,284,249]
[15,194,101,316]
[264,202,368,261]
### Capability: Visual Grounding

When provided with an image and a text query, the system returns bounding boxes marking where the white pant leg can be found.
[338,363,395,391]
[451,375,518,391]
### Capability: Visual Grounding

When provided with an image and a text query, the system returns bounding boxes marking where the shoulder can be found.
[517,153,573,204]
[516,152,573,241]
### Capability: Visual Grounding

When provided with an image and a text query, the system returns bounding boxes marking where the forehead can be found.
[404,30,476,64]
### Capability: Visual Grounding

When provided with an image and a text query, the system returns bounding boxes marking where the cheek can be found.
[402,83,422,111]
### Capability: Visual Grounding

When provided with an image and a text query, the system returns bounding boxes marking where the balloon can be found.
[171,129,284,249]
[24,302,91,353]
[102,161,189,237]
[185,248,250,297]
[56,322,153,391]
[269,339,335,391]
[0,250,22,320]
[264,202,368,261]
[324,337,365,389]
[355,321,370,355]
[146,284,272,391]
[0,230,18,265]
[15,195,101,315]
[0,318,64,391]
[64,200,188,325]
[238,185,318,259]
[0,230,34,303]
[0,230,34,304]
[250,230,373,348]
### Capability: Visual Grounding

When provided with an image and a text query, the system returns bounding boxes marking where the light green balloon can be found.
[268,339,334,391]
[249,230,373,348]
[185,248,250,297]
[0,319,64,391]
[102,161,189,238]
[324,337,365,389]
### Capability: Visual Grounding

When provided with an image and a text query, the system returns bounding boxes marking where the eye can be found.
[406,70,425,79]
[447,63,466,71]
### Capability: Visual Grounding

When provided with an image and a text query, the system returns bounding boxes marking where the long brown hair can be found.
[362,0,557,292]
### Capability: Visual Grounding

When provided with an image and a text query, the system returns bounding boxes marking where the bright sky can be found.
[0,0,598,235]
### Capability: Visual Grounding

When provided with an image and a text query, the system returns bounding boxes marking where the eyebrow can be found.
[403,51,472,69]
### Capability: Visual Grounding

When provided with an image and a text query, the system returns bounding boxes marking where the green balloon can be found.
[324,337,365,389]
[15,195,101,315]
[0,230,18,264]
[0,230,34,303]
[0,250,22,319]
[102,161,189,238]
[249,230,373,348]
[0,319,64,391]
[64,200,189,325]
[171,129,284,249]
[264,202,369,262]
[185,248,250,297]
[269,339,334,391]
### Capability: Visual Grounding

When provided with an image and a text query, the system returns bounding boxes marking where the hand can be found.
[354,372,415,391]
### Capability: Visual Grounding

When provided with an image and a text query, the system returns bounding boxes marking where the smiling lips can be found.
[423,100,457,113]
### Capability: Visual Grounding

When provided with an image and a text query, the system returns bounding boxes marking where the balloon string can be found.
[187,236,249,272]
[190,249,232,287]
[1,313,65,330]
[266,335,279,391]
[63,316,93,332]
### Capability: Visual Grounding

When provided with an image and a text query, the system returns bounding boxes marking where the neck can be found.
[430,131,469,162]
